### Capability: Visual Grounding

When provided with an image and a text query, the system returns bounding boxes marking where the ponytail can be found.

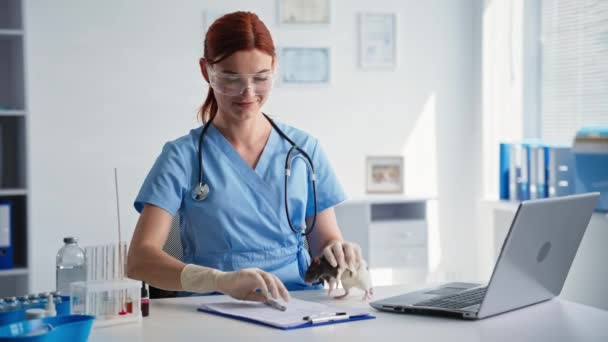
[200,88,218,123]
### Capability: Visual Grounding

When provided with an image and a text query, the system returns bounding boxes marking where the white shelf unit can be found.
[335,197,429,286]
[0,0,29,297]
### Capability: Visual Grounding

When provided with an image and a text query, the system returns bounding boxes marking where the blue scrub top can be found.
[134,118,347,291]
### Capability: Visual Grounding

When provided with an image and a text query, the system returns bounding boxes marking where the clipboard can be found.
[197,296,375,330]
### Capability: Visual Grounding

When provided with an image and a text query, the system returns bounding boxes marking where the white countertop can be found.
[89,284,608,342]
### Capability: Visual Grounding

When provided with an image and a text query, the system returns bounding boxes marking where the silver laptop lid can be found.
[478,193,599,318]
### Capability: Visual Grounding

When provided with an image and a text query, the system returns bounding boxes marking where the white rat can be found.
[305,256,374,301]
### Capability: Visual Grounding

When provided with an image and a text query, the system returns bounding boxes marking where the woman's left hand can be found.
[322,240,362,271]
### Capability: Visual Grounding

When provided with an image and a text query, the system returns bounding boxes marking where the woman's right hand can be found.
[215,268,290,303]
[180,264,290,303]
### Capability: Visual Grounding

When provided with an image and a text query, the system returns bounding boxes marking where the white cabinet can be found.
[334,197,429,284]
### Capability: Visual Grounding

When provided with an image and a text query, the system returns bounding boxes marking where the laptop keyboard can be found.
[413,287,487,310]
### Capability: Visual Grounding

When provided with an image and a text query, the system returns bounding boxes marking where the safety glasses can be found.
[207,69,275,96]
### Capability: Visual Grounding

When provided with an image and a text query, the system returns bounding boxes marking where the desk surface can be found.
[90,285,608,342]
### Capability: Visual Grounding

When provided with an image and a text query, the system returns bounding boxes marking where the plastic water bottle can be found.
[56,237,87,295]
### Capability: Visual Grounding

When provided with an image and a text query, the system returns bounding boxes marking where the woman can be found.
[127,11,361,303]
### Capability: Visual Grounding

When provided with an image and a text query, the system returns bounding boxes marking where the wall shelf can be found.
[0,29,23,36]
[0,110,26,116]
[0,189,27,196]
[0,268,28,276]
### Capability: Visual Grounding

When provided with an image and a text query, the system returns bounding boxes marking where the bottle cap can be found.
[63,237,77,244]
[45,295,57,317]
[141,282,149,298]
[25,308,46,320]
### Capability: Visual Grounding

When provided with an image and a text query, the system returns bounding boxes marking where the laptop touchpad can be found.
[424,287,467,296]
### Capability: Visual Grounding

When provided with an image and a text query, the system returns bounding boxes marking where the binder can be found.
[0,201,13,270]
[547,146,574,197]
[519,144,531,201]
[508,144,519,201]
[528,144,548,199]
[508,144,530,201]
[197,296,375,330]
[499,143,510,200]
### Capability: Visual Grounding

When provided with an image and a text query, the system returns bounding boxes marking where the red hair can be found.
[200,11,276,122]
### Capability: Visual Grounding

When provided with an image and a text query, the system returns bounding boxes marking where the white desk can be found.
[89,284,608,342]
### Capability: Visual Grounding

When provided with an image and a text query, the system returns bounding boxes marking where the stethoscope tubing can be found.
[195,112,318,236]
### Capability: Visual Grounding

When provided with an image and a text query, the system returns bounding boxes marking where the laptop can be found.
[370,192,600,320]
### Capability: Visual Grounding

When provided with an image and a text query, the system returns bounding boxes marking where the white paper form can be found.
[200,296,371,329]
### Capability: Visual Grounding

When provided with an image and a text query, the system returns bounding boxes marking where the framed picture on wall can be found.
[358,12,397,69]
[278,0,331,25]
[366,156,404,193]
[278,47,331,85]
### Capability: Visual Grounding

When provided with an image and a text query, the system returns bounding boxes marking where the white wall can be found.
[25,0,482,291]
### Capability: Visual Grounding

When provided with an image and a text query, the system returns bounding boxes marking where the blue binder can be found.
[547,146,574,197]
[507,143,530,201]
[0,201,13,270]
[499,143,510,200]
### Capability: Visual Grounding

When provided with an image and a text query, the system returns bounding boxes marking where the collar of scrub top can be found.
[193,112,318,236]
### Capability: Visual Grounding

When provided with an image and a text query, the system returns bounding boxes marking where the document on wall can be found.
[359,12,397,68]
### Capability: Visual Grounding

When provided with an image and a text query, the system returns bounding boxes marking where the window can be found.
[541,0,608,144]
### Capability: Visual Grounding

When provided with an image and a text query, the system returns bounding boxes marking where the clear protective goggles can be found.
[207,68,275,96]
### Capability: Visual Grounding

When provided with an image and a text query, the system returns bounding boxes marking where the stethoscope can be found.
[191,113,318,236]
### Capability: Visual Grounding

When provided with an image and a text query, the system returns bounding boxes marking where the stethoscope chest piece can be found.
[192,183,210,201]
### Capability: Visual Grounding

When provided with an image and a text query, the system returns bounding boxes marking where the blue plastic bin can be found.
[0,297,70,326]
[0,315,94,342]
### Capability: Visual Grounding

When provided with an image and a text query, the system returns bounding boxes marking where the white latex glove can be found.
[180,264,290,303]
[322,240,363,271]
